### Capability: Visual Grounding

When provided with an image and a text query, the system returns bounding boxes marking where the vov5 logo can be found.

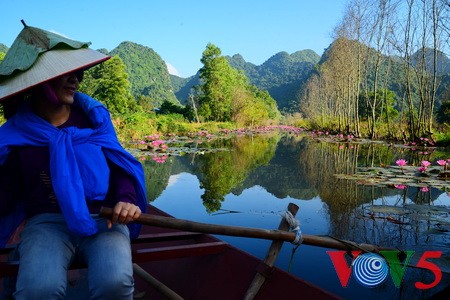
[327,250,442,289]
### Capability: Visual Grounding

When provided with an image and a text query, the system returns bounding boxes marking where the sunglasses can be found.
[74,70,84,82]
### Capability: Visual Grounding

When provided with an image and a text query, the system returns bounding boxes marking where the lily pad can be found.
[337,162,450,191]
[367,205,411,215]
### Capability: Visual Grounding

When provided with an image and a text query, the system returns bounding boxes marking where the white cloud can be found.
[165,62,181,77]
[167,174,182,187]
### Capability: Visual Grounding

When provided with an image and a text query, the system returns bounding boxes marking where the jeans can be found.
[13,213,134,300]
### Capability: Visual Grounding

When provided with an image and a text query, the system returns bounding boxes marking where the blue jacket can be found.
[0,92,146,247]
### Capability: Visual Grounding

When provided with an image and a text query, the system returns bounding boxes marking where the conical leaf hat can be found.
[0,22,110,101]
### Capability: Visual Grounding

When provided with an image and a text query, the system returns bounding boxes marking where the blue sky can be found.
[1,0,347,77]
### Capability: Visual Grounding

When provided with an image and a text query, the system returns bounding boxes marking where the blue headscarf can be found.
[0,92,146,246]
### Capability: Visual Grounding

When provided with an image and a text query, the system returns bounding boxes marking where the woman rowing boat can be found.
[0,22,147,299]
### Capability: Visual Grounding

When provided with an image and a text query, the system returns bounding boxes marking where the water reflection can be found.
[140,132,450,299]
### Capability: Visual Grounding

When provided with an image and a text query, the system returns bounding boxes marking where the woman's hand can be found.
[107,201,141,229]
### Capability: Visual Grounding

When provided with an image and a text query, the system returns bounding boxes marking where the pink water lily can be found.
[151,155,168,163]
[418,166,427,173]
[420,186,429,193]
[396,159,407,167]
[150,140,165,148]
[394,184,407,190]
[396,159,407,173]
[421,160,431,168]
[437,159,448,172]
[437,160,447,166]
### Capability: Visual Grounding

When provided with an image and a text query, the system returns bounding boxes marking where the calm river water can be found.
[135,131,450,299]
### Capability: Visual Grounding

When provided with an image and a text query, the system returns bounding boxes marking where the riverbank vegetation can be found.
[79,0,450,145]
[1,1,449,146]
[299,0,450,144]
[80,43,281,142]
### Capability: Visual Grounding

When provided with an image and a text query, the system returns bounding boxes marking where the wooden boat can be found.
[0,205,340,299]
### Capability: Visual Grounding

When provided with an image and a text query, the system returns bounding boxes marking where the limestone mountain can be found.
[0,43,7,54]
[170,73,200,105]
[3,35,447,116]
[109,41,179,107]
[411,48,450,76]
[226,50,320,112]
[172,50,320,112]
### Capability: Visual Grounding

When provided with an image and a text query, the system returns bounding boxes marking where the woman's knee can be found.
[89,274,134,300]
[14,279,66,300]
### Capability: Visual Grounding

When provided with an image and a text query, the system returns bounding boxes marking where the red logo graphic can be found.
[327,250,442,289]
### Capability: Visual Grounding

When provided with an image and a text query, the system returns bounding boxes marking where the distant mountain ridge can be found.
[2,39,448,114]
[0,40,341,112]
[411,48,450,75]
[172,50,321,111]
[170,74,198,105]
[228,50,320,111]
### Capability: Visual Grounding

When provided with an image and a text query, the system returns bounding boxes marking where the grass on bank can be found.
[0,111,236,143]
[3,111,450,146]
[112,111,237,142]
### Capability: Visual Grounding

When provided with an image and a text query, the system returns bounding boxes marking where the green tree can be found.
[79,55,136,115]
[251,87,281,121]
[159,100,185,115]
[198,43,238,121]
[197,43,280,125]
[136,95,155,113]
[231,87,271,126]
[359,89,399,122]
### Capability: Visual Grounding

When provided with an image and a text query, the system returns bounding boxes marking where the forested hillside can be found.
[109,41,179,107]
[0,43,7,54]
[227,50,320,112]
[170,74,197,105]
[170,73,199,105]
[1,33,449,141]
[411,48,450,76]
[308,40,450,114]
[1,39,315,112]
[171,50,320,112]
[298,0,450,141]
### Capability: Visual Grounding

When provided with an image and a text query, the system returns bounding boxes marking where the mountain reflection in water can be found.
[139,132,450,299]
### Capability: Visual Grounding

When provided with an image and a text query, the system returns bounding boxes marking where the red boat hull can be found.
[1,205,339,299]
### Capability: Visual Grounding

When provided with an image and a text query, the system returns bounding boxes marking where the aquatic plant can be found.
[420,186,430,193]
[394,184,407,190]
[335,157,450,193]
[418,166,427,173]
[395,159,407,173]
[437,159,447,171]
[421,160,431,168]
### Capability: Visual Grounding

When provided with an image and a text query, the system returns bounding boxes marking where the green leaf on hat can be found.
[0,25,90,77]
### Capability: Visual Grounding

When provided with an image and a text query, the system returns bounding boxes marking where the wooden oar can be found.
[99,207,393,252]
[244,202,299,299]
[132,263,183,300]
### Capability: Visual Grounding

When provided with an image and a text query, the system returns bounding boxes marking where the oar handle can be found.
[99,207,392,252]
[100,206,296,241]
